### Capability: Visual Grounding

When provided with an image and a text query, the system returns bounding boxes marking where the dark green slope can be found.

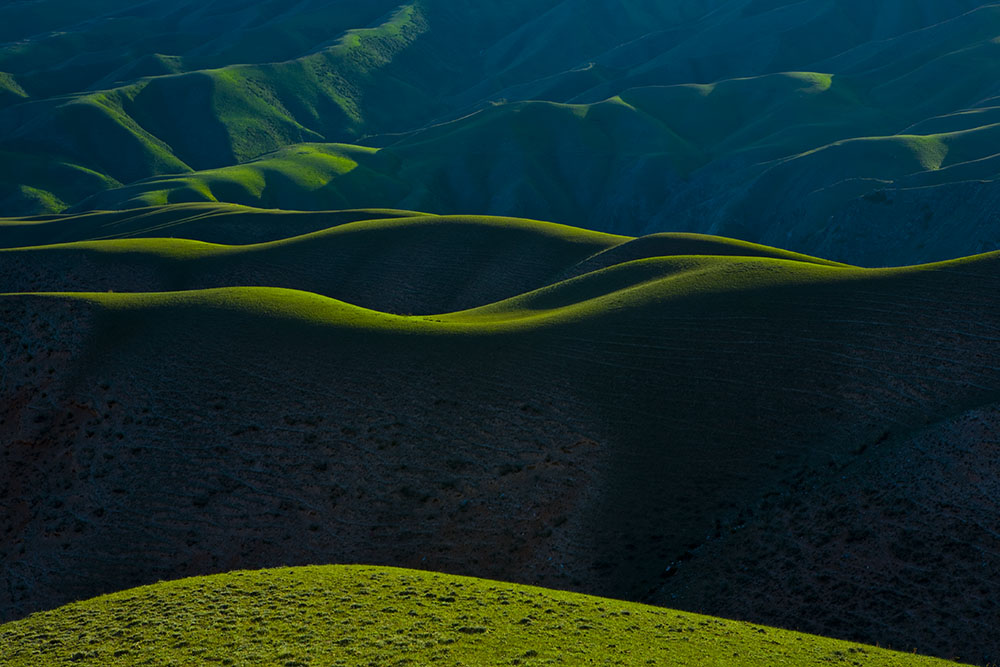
[3,0,999,268]
[73,64,1000,264]
[71,73,883,219]
[572,0,988,101]
[2,211,998,663]
[0,3,429,183]
[0,72,27,109]
[0,0,407,97]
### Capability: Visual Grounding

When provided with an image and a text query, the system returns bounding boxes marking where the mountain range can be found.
[3,1,1000,264]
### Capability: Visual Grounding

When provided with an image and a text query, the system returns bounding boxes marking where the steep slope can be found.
[0,3,430,203]
[2,212,998,663]
[0,1,407,96]
[3,1,1000,268]
[69,74,882,220]
[0,566,961,666]
[74,37,1000,264]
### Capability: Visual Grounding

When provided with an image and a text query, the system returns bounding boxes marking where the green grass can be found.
[75,144,401,211]
[442,256,859,327]
[3,4,999,266]
[3,0,1000,271]
[0,2,431,213]
[0,210,876,316]
[0,150,120,217]
[0,565,965,666]
[0,71,27,106]
[0,203,428,247]
[10,247,993,335]
[1,214,997,662]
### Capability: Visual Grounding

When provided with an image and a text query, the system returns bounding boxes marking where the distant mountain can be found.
[2,205,998,664]
[2,1,999,264]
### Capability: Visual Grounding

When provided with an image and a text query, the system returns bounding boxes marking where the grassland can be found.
[0,565,966,666]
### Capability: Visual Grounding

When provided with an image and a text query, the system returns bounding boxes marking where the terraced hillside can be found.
[2,1,1000,265]
[0,566,966,666]
[1,205,998,663]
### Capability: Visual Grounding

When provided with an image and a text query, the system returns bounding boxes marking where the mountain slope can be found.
[0,204,424,248]
[72,50,1000,263]
[2,1,999,265]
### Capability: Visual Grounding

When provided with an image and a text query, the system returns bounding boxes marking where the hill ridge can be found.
[0,565,964,666]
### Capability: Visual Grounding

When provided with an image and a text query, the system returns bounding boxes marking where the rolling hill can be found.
[2,1,999,266]
[1,206,998,663]
[3,3,1000,665]
[0,565,966,666]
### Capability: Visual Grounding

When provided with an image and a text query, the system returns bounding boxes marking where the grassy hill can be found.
[2,1,999,265]
[0,211,625,313]
[72,58,1000,264]
[1,207,998,663]
[3,3,1000,664]
[0,203,425,247]
[0,205,851,312]
[0,565,965,666]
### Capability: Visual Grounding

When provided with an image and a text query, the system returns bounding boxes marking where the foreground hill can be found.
[2,1,1000,265]
[0,565,962,666]
[1,207,998,663]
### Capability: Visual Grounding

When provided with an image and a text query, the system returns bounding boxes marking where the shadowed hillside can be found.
[0,205,851,312]
[653,403,1000,665]
[1,208,998,663]
[2,1,999,265]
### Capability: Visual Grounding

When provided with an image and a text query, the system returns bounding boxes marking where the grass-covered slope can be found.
[0,203,425,248]
[68,74,884,220]
[0,215,620,314]
[0,565,963,666]
[0,206,855,313]
[2,1,1000,265]
[73,54,1000,264]
[2,209,998,662]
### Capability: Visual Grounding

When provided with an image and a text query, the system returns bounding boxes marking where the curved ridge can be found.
[0,565,958,666]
